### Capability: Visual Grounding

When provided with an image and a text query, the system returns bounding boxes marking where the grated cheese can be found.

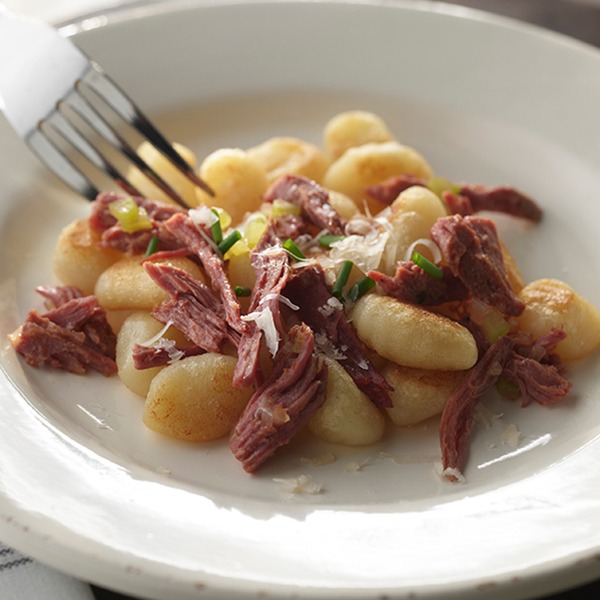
[273,474,323,495]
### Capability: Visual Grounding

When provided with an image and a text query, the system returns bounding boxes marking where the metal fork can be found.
[0,4,212,207]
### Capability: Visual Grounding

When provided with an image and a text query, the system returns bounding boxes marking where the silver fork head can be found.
[0,6,212,207]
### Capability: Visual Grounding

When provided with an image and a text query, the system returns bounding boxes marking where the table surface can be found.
[5,1,600,599]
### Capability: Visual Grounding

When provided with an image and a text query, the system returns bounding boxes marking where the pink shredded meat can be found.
[163,212,246,335]
[144,261,238,353]
[503,328,571,406]
[366,175,542,222]
[430,215,525,317]
[368,261,468,306]
[264,174,347,235]
[440,336,514,480]
[230,323,327,472]
[233,224,291,388]
[12,295,117,376]
[441,328,572,480]
[35,285,84,309]
[283,264,393,408]
[89,191,184,254]
[132,343,205,369]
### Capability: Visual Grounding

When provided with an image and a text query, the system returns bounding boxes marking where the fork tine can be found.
[45,110,141,198]
[65,80,193,208]
[80,63,215,197]
[27,128,99,201]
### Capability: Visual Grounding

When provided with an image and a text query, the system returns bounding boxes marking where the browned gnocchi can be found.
[12,110,600,476]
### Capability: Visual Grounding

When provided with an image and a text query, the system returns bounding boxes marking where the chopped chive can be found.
[332,260,353,300]
[234,285,252,297]
[319,234,345,249]
[144,235,159,257]
[283,238,306,261]
[411,251,443,280]
[347,276,375,302]
[218,230,242,255]
[210,208,223,244]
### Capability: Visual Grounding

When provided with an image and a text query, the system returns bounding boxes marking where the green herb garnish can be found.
[234,285,252,297]
[319,234,345,249]
[346,276,375,302]
[283,238,306,261]
[332,260,353,300]
[411,251,443,280]
[144,235,159,257]
[210,208,223,244]
[218,230,242,255]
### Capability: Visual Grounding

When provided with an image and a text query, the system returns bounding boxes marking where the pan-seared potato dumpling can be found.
[308,357,385,446]
[116,311,189,397]
[383,364,465,426]
[52,219,121,295]
[323,110,394,160]
[246,136,329,185]
[351,294,478,370]
[143,353,253,442]
[94,256,205,311]
[517,278,600,361]
[195,148,269,224]
[323,141,434,213]
[125,141,200,207]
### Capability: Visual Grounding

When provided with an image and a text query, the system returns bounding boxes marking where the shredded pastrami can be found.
[263,174,347,235]
[144,261,238,353]
[230,323,327,472]
[283,264,393,408]
[234,224,291,388]
[11,295,117,376]
[430,215,525,317]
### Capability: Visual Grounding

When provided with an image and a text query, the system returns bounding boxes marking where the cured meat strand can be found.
[283,264,393,408]
[132,342,205,369]
[440,335,514,480]
[457,184,542,223]
[230,323,327,472]
[144,261,237,353]
[365,175,542,222]
[234,225,291,388]
[89,191,184,254]
[11,296,117,376]
[503,328,571,406]
[430,215,525,317]
[164,212,246,334]
[368,261,468,306]
[264,174,347,235]
[36,285,84,309]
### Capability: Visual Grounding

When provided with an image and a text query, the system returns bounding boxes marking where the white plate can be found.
[2,1,600,598]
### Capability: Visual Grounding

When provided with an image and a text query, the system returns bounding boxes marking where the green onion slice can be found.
[218,230,242,255]
[144,236,159,257]
[210,208,223,244]
[234,285,252,297]
[347,276,375,302]
[411,251,443,280]
[332,260,353,300]
[319,234,345,249]
[283,238,306,261]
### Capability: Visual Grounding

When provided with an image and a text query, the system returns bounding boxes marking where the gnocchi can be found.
[144,353,253,442]
[11,109,600,478]
[308,357,385,445]
[517,278,600,360]
[94,255,204,311]
[323,140,434,213]
[323,110,394,160]
[351,293,478,371]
